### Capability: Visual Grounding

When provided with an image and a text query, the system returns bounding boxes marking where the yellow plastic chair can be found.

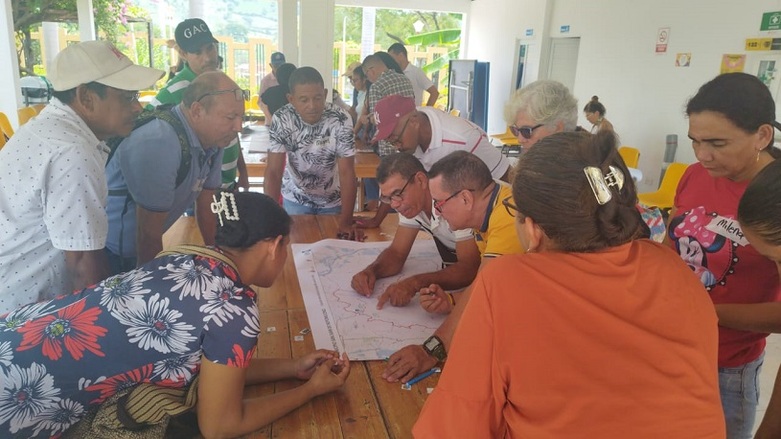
[618,146,640,168]
[31,103,46,114]
[490,126,520,147]
[245,94,265,121]
[0,131,6,151]
[18,107,37,126]
[0,111,14,139]
[449,108,461,117]
[638,162,689,210]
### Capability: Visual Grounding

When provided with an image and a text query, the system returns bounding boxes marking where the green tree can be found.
[13,0,132,76]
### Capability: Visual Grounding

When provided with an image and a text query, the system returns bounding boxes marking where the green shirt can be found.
[145,64,196,110]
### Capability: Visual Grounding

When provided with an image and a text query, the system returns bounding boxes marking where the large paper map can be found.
[293,239,447,361]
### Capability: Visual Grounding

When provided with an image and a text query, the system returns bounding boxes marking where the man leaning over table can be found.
[105,71,244,272]
[357,94,511,229]
[0,41,163,313]
[351,153,480,310]
[383,150,523,383]
[263,67,359,240]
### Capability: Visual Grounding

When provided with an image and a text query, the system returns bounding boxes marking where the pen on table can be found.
[402,367,441,389]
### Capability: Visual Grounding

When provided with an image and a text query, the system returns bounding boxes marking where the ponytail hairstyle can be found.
[512,131,647,252]
[215,192,292,249]
[583,95,606,116]
[738,159,781,246]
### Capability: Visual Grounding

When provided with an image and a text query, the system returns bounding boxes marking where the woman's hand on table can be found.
[382,345,438,383]
[294,349,342,380]
[305,352,351,396]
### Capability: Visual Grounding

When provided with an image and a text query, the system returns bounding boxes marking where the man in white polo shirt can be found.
[0,41,163,313]
[351,153,480,309]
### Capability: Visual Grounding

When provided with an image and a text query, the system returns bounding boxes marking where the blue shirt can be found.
[105,105,223,257]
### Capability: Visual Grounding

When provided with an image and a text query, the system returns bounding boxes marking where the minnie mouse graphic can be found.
[668,206,738,291]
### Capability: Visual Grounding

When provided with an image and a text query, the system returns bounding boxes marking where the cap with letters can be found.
[175,18,218,53]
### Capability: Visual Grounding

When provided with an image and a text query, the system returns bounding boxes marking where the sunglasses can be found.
[196,88,250,103]
[510,123,544,139]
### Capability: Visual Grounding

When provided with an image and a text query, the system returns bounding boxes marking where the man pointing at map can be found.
[351,153,480,309]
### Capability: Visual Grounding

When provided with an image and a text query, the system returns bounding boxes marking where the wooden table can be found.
[162,213,436,439]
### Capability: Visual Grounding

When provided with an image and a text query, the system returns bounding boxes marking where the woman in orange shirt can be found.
[413,131,725,438]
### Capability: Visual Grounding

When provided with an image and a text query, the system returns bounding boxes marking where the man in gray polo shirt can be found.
[105,71,245,272]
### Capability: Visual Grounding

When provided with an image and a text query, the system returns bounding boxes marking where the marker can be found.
[401,367,441,390]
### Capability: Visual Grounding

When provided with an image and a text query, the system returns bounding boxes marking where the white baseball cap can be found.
[48,40,165,91]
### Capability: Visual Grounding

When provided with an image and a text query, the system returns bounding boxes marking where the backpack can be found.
[105,105,192,191]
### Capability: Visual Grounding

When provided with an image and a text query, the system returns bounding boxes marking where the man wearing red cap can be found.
[357,95,510,228]
[0,41,164,313]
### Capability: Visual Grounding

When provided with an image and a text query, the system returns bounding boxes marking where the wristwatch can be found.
[422,335,447,362]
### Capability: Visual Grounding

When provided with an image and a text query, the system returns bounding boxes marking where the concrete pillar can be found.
[77,0,96,41]
[41,22,60,70]
[278,0,298,64]
[299,0,335,93]
[0,0,21,125]
[360,7,376,61]
[188,0,207,20]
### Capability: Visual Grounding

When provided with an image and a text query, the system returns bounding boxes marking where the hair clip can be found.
[583,165,625,205]
[210,192,240,226]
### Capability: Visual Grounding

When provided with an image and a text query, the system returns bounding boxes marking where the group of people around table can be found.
[1,15,781,439]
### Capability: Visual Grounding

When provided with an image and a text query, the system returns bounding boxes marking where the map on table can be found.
[293,239,447,361]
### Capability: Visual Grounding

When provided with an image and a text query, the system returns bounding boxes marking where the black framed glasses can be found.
[502,197,520,218]
[196,88,250,103]
[434,189,474,213]
[510,123,544,139]
[379,175,415,204]
[388,117,411,148]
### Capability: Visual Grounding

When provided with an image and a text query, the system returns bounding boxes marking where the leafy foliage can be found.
[12,0,132,75]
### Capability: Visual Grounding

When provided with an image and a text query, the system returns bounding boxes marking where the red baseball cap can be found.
[372,95,417,142]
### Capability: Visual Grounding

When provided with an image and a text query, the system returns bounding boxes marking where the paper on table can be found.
[294,239,446,361]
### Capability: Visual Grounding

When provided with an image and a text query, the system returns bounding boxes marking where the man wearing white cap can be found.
[0,40,164,313]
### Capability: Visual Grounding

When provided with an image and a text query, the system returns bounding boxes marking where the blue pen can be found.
[401,367,441,390]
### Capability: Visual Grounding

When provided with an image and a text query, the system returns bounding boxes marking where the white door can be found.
[546,38,580,93]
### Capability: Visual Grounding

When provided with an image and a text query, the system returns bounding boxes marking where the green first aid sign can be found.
[761,11,781,31]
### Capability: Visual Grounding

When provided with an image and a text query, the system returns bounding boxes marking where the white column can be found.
[278,0,298,64]
[0,0,21,125]
[41,22,60,71]
[188,0,207,20]
[360,7,376,61]
[77,0,96,41]
[299,0,335,93]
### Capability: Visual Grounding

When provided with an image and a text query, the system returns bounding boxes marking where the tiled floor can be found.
[755,333,781,433]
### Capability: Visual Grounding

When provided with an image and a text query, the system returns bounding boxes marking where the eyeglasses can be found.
[510,123,544,139]
[434,189,472,213]
[196,88,250,103]
[501,197,520,217]
[388,117,411,148]
[379,175,414,204]
[109,87,140,103]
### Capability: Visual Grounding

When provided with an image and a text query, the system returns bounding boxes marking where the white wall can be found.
[467,0,781,190]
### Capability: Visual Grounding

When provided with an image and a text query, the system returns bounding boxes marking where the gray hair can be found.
[503,80,578,132]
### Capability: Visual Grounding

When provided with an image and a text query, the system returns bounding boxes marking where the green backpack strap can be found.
[156,245,238,272]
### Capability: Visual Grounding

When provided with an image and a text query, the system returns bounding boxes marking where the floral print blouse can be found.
[0,252,260,438]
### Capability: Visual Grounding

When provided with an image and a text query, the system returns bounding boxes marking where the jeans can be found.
[363,178,380,202]
[105,248,136,276]
[719,352,764,439]
[282,198,342,215]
